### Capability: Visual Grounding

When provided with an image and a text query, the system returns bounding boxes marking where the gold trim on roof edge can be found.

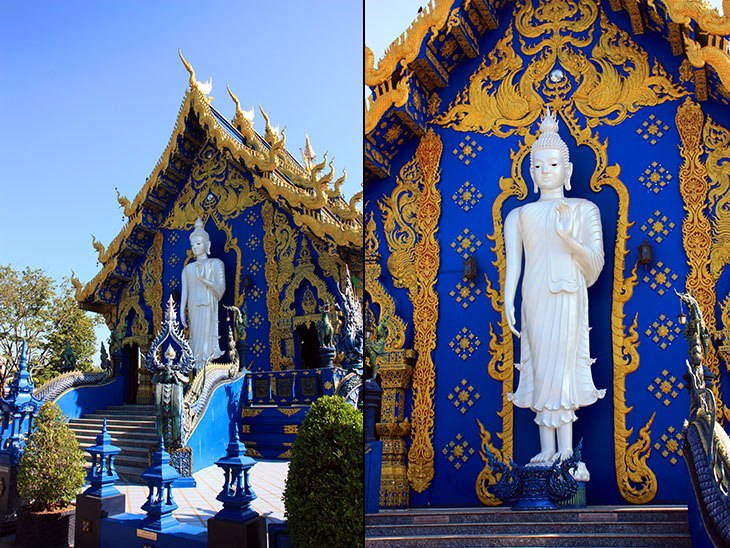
[365,0,459,87]
[657,0,730,35]
[80,71,362,305]
[683,36,730,91]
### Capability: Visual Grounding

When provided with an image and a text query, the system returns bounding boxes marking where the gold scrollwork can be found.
[475,419,507,506]
[141,232,164,333]
[379,157,420,292]
[406,129,443,493]
[436,0,685,136]
[262,202,283,371]
[364,212,407,349]
[677,98,726,420]
[164,150,266,230]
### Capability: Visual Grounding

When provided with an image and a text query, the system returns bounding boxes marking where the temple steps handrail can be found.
[33,368,112,404]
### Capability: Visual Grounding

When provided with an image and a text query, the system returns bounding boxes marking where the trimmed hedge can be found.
[283,395,364,548]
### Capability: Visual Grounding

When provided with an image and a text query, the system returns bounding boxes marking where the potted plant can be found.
[15,402,86,548]
[282,395,364,548]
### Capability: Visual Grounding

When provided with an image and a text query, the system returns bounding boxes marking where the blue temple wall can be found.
[186,375,244,473]
[366,0,730,508]
[53,378,123,421]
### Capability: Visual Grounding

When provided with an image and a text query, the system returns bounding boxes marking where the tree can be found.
[0,265,102,389]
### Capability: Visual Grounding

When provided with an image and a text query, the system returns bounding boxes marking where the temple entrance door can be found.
[125,344,140,403]
[295,324,320,369]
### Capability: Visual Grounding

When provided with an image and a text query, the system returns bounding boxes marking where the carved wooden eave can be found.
[77,78,362,312]
[364,0,730,183]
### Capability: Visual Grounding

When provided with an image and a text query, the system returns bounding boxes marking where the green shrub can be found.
[283,395,363,548]
[17,402,86,512]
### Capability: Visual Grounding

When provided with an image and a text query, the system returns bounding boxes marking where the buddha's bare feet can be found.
[555,448,573,462]
[529,449,556,464]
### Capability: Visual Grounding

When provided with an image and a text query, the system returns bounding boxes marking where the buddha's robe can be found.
[181,258,225,369]
[505,198,606,427]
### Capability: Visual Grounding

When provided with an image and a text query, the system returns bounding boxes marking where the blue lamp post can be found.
[213,430,258,522]
[83,419,121,498]
[139,436,181,532]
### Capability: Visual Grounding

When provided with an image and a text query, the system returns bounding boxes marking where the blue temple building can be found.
[63,54,363,478]
[365,0,730,544]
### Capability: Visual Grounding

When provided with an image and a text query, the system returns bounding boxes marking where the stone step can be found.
[366,520,690,536]
[365,506,689,525]
[101,405,156,412]
[74,433,157,450]
[69,423,158,436]
[79,412,156,421]
[364,532,692,547]
[365,507,691,547]
[80,444,150,458]
[67,403,161,486]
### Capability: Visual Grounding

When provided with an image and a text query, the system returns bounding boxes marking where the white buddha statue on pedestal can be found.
[504,108,606,465]
[181,218,226,372]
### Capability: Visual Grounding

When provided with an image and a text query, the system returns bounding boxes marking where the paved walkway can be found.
[0,459,288,545]
[121,459,289,527]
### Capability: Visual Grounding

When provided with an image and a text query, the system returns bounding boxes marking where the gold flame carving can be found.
[437,0,685,135]
[406,128,443,493]
[677,98,727,420]
[364,212,407,349]
[380,130,443,493]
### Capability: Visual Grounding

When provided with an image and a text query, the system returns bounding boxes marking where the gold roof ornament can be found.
[301,133,316,171]
[259,104,285,146]
[178,49,214,101]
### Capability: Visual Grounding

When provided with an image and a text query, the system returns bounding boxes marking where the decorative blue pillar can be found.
[84,419,121,497]
[0,341,41,532]
[214,430,257,522]
[76,420,126,548]
[207,430,266,547]
[139,436,181,532]
[0,341,42,464]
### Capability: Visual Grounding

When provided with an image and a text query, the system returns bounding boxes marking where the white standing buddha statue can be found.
[504,108,606,465]
[181,217,226,372]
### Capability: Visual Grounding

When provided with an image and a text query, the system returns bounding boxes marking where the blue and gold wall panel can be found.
[366,0,730,508]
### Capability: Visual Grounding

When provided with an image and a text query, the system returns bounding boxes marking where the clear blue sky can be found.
[0,1,362,352]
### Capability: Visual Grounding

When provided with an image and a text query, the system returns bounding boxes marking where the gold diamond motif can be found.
[246,235,260,250]
[452,181,483,212]
[251,339,266,358]
[636,114,671,145]
[639,161,672,194]
[449,279,482,309]
[653,425,684,465]
[250,312,265,329]
[447,379,481,414]
[249,287,263,302]
[449,328,482,360]
[248,259,262,275]
[641,210,676,243]
[442,433,476,469]
[451,135,483,166]
[647,369,685,405]
[645,315,682,351]
[451,228,482,259]
[642,261,678,296]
